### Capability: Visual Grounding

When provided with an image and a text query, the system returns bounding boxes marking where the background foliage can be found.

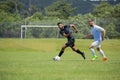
[0,0,120,38]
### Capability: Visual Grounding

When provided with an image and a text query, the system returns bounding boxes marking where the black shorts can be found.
[65,39,75,47]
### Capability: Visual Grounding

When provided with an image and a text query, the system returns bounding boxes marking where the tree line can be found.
[0,0,120,38]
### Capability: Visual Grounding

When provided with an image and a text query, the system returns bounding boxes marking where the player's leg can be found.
[58,44,67,57]
[53,44,68,61]
[71,46,86,59]
[89,41,98,60]
[96,46,107,61]
[57,39,74,57]
[96,47,106,57]
[68,39,86,59]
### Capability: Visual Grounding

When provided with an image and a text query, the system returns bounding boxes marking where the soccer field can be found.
[0,39,120,80]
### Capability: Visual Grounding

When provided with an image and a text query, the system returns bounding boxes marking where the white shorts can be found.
[91,41,101,48]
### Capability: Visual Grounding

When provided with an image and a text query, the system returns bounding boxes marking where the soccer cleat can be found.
[91,55,97,61]
[81,52,86,60]
[103,57,107,62]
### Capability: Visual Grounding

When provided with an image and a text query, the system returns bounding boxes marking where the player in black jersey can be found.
[53,22,86,61]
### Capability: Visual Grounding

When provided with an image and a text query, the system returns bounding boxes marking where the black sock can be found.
[58,50,64,57]
[76,49,83,54]
[76,49,86,59]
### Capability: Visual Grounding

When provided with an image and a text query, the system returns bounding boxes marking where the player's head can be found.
[57,22,64,29]
[88,19,95,27]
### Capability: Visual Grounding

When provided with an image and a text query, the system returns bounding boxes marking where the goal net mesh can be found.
[21,25,59,38]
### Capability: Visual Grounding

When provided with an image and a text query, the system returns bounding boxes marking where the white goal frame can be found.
[21,25,58,39]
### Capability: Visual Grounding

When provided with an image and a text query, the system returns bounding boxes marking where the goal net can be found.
[21,25,59,38]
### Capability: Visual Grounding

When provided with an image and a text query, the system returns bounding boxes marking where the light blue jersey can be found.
[91,25,104,42]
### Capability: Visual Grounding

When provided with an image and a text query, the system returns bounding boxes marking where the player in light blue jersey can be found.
[86,20,107,61]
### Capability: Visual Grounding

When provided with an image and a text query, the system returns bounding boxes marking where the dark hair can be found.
[88,19,94,22]
[57,22,62,25]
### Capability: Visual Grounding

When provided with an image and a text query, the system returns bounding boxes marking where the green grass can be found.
[0,39,120,80]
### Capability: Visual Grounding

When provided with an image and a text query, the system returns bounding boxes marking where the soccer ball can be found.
[53,56,61,61]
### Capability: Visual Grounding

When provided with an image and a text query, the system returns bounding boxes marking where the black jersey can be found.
[59,24,74,40]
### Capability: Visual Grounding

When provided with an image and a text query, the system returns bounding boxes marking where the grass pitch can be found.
[0,39,120,80]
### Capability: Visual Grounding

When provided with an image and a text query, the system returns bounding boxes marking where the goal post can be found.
[21,25,58,39]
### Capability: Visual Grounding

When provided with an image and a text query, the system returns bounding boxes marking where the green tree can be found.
[106,23,120,38]
[112,3,120,34]
[112,3,120,18]
[0,10,21,22]
[45,0,76,19]
[30,11,43,21]
[0,0,23,13]
[93,2,113,18]
[0,0,22,38]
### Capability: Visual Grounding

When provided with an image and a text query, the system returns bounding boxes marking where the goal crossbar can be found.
[21,25,57,28]
[21,25,58,39]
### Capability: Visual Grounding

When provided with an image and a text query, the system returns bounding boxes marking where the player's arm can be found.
[60,31,71,37]
[97,26,106,41]
[101,29,106,41]
[63,33,71,37]
[70,24,78,33]
[84,34,92,39]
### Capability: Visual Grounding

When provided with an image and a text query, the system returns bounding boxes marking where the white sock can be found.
[90,48,96,56]
[99,49,106,57]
